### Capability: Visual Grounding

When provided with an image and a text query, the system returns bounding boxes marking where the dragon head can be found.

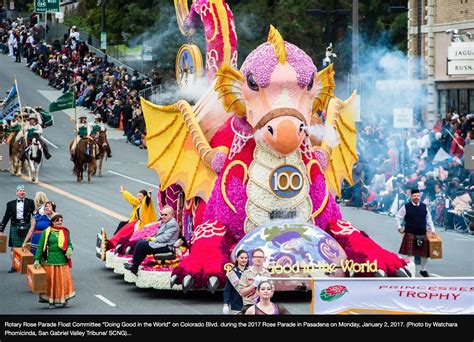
[216,25,332,157]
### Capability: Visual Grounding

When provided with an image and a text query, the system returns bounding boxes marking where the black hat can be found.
[411,189,420,195]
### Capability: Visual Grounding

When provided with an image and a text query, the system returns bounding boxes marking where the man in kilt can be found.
[0,185,35,273]
[395,188,436,277]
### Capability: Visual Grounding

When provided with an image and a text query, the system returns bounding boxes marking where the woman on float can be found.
[223,250,249,314]
[244,280,290,315]
[107,185,157,251]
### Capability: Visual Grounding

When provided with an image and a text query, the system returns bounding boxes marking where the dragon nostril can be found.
[267,126,274,136]
[299,124,304,133]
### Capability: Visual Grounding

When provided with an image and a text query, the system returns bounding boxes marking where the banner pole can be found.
[73,84,77,136]
[14,76,26,140]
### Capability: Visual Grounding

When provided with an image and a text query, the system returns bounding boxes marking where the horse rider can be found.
[20,114,52,160]
[91,114,112,158]
[6,112,22,145]
[70,115,94,161]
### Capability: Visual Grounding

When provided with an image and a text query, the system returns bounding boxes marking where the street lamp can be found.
[322,43,337,67]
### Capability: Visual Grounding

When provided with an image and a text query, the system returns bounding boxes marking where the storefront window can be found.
[448,89,458,112]
[438,90,448,115]
[459,89,468,115]
[469,89,474,114]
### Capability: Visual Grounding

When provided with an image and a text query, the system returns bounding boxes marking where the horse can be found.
[73,138,97,183]
[9,132,26,176]
[25,137,42,183]
[95,131,111,177]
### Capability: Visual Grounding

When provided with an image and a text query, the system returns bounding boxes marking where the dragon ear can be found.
[312,64,336,115]
[268,25,287,64]
[215,63,247,117]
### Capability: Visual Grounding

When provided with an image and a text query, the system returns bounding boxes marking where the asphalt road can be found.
[0,54,472,315]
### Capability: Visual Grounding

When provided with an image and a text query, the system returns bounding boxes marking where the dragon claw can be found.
[394,268,410,277]
[114,244,122,255]
[183,275,194,293]
[207,276,219,294]
[170,274,178,288]
[374,269,386,277]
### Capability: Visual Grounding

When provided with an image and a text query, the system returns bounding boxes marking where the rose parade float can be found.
[100,0,413,293]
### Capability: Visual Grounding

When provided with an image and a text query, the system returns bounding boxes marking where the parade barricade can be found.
[309,277,474,314]
[26,264,47,293]
[12,247,34,274]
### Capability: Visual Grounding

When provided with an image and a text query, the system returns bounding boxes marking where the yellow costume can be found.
[121,190,157,230]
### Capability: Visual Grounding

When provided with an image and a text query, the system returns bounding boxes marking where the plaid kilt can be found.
[399,233,429,257]
[8,223,29,248]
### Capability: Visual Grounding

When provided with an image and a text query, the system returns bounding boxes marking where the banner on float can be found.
[311,278,474,314]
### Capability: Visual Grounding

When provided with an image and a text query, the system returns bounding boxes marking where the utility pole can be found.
[351,0,359,99]
[352,0,358,79]
[98,0,106,53]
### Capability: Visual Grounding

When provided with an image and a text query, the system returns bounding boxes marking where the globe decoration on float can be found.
[231,221,347,291]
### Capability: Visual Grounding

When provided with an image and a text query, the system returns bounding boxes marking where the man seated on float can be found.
[20,114,52,160]
[124,205,180,275]
[70,115,91,161]
[107,185,157,251]
[90,114,112,158]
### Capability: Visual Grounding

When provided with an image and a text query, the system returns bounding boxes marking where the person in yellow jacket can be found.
[107,185,157,250]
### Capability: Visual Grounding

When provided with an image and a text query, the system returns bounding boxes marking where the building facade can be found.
[408,0,474,127]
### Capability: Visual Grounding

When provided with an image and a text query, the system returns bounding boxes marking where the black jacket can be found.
[0,198,35,231]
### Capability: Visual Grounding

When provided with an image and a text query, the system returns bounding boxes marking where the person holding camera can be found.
[0,185,35,273]
[395,188,436,277]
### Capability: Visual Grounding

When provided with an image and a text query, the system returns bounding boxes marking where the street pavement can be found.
[0,54,472,315]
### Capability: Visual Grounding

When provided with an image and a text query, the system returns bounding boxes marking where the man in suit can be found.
[0,184,35,273]
[124,205,180,275]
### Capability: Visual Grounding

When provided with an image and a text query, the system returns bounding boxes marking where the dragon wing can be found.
[312,64,336,115]
[141,98,219,201]
[322,90,358,197]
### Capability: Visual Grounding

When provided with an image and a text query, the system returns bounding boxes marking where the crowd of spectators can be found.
[1,17,154,149]
[342,112,474,233]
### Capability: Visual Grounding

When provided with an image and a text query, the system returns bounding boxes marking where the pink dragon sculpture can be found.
[140,24,410,293]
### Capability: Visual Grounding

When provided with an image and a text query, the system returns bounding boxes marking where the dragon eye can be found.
[246,74,259,92]
[307,73,314,91]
